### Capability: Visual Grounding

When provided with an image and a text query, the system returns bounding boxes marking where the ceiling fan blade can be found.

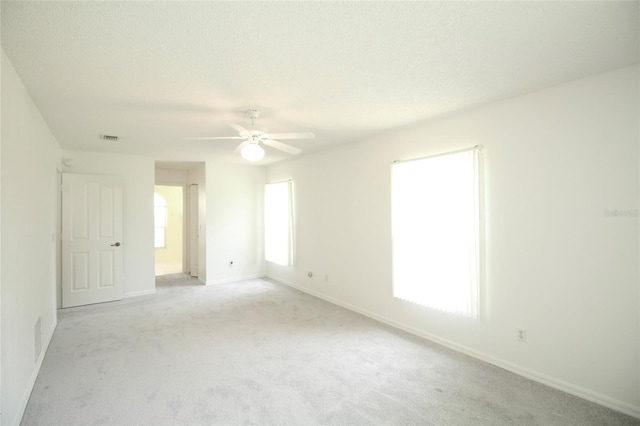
[227,122,249,134]
[261,132,315,140]
[262,139,302,155]
[232,141,249,155]
[184,136,244,140]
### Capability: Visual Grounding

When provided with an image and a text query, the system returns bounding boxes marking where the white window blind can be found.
[265,181,294,266]
[391,148,481,318]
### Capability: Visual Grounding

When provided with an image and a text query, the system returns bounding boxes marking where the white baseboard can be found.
[206,274,261,285]
[123,289,156,298]
[14,317,57,426]
[266,274,640,420]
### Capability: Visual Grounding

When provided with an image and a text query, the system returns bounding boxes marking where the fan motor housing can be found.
[240,126,267,138]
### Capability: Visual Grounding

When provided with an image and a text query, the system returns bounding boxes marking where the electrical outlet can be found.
[517,328,527,343]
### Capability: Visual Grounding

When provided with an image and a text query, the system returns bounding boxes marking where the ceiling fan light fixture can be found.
[241,143,265,162]
[186,108,313,160]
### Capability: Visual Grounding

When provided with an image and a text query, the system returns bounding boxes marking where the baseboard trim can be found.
[123,289,156,298]
[266,274,640,420]
[13,316,57,426]
[206,274,261,285]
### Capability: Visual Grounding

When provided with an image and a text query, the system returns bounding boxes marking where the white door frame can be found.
[188,183,199,277]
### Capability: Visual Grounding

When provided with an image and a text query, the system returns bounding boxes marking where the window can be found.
[391,148,481,318]
[265,181,294,266]
[154,192,167,248]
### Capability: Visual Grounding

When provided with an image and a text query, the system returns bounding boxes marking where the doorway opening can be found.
[155,161,204,282]
[154,185,184,276]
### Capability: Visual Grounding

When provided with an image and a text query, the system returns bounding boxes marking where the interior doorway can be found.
[155,161,204,282]
[154,185,184,276]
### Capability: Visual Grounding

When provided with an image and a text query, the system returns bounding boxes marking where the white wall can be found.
[155,168,188,185]
[205,161,265,284]
[61,151,156,299]
[1,49,61,426]
[266,65,640,416]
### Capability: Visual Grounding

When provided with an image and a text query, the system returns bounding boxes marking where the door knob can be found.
[111,242,121,247]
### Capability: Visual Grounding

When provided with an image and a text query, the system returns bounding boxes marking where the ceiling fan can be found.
[187,109,315,161]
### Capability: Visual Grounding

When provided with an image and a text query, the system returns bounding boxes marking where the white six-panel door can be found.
[62,173,124,308]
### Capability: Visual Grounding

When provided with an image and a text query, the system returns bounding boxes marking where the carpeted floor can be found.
[21,274,639,425]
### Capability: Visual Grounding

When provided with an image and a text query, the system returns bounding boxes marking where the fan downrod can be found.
[246,109,260,124]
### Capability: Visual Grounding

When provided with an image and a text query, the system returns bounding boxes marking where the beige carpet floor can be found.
[21,274,639,425]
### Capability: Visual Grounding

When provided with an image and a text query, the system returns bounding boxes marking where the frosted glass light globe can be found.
[241,143,265,161]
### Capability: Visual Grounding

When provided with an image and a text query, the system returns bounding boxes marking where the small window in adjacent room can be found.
[154,192,167,248]
[391,147,482,318]
[265,180,294,266]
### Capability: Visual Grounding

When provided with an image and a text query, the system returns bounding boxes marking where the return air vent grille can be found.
[100,134,119,142]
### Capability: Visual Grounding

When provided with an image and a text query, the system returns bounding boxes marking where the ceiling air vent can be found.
[100,134,119,142]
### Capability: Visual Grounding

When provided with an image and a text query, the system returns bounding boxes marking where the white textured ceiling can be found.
[2,1,638,165]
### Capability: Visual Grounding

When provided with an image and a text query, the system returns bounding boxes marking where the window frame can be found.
[264,180,295,266]
[390,147,483,318]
